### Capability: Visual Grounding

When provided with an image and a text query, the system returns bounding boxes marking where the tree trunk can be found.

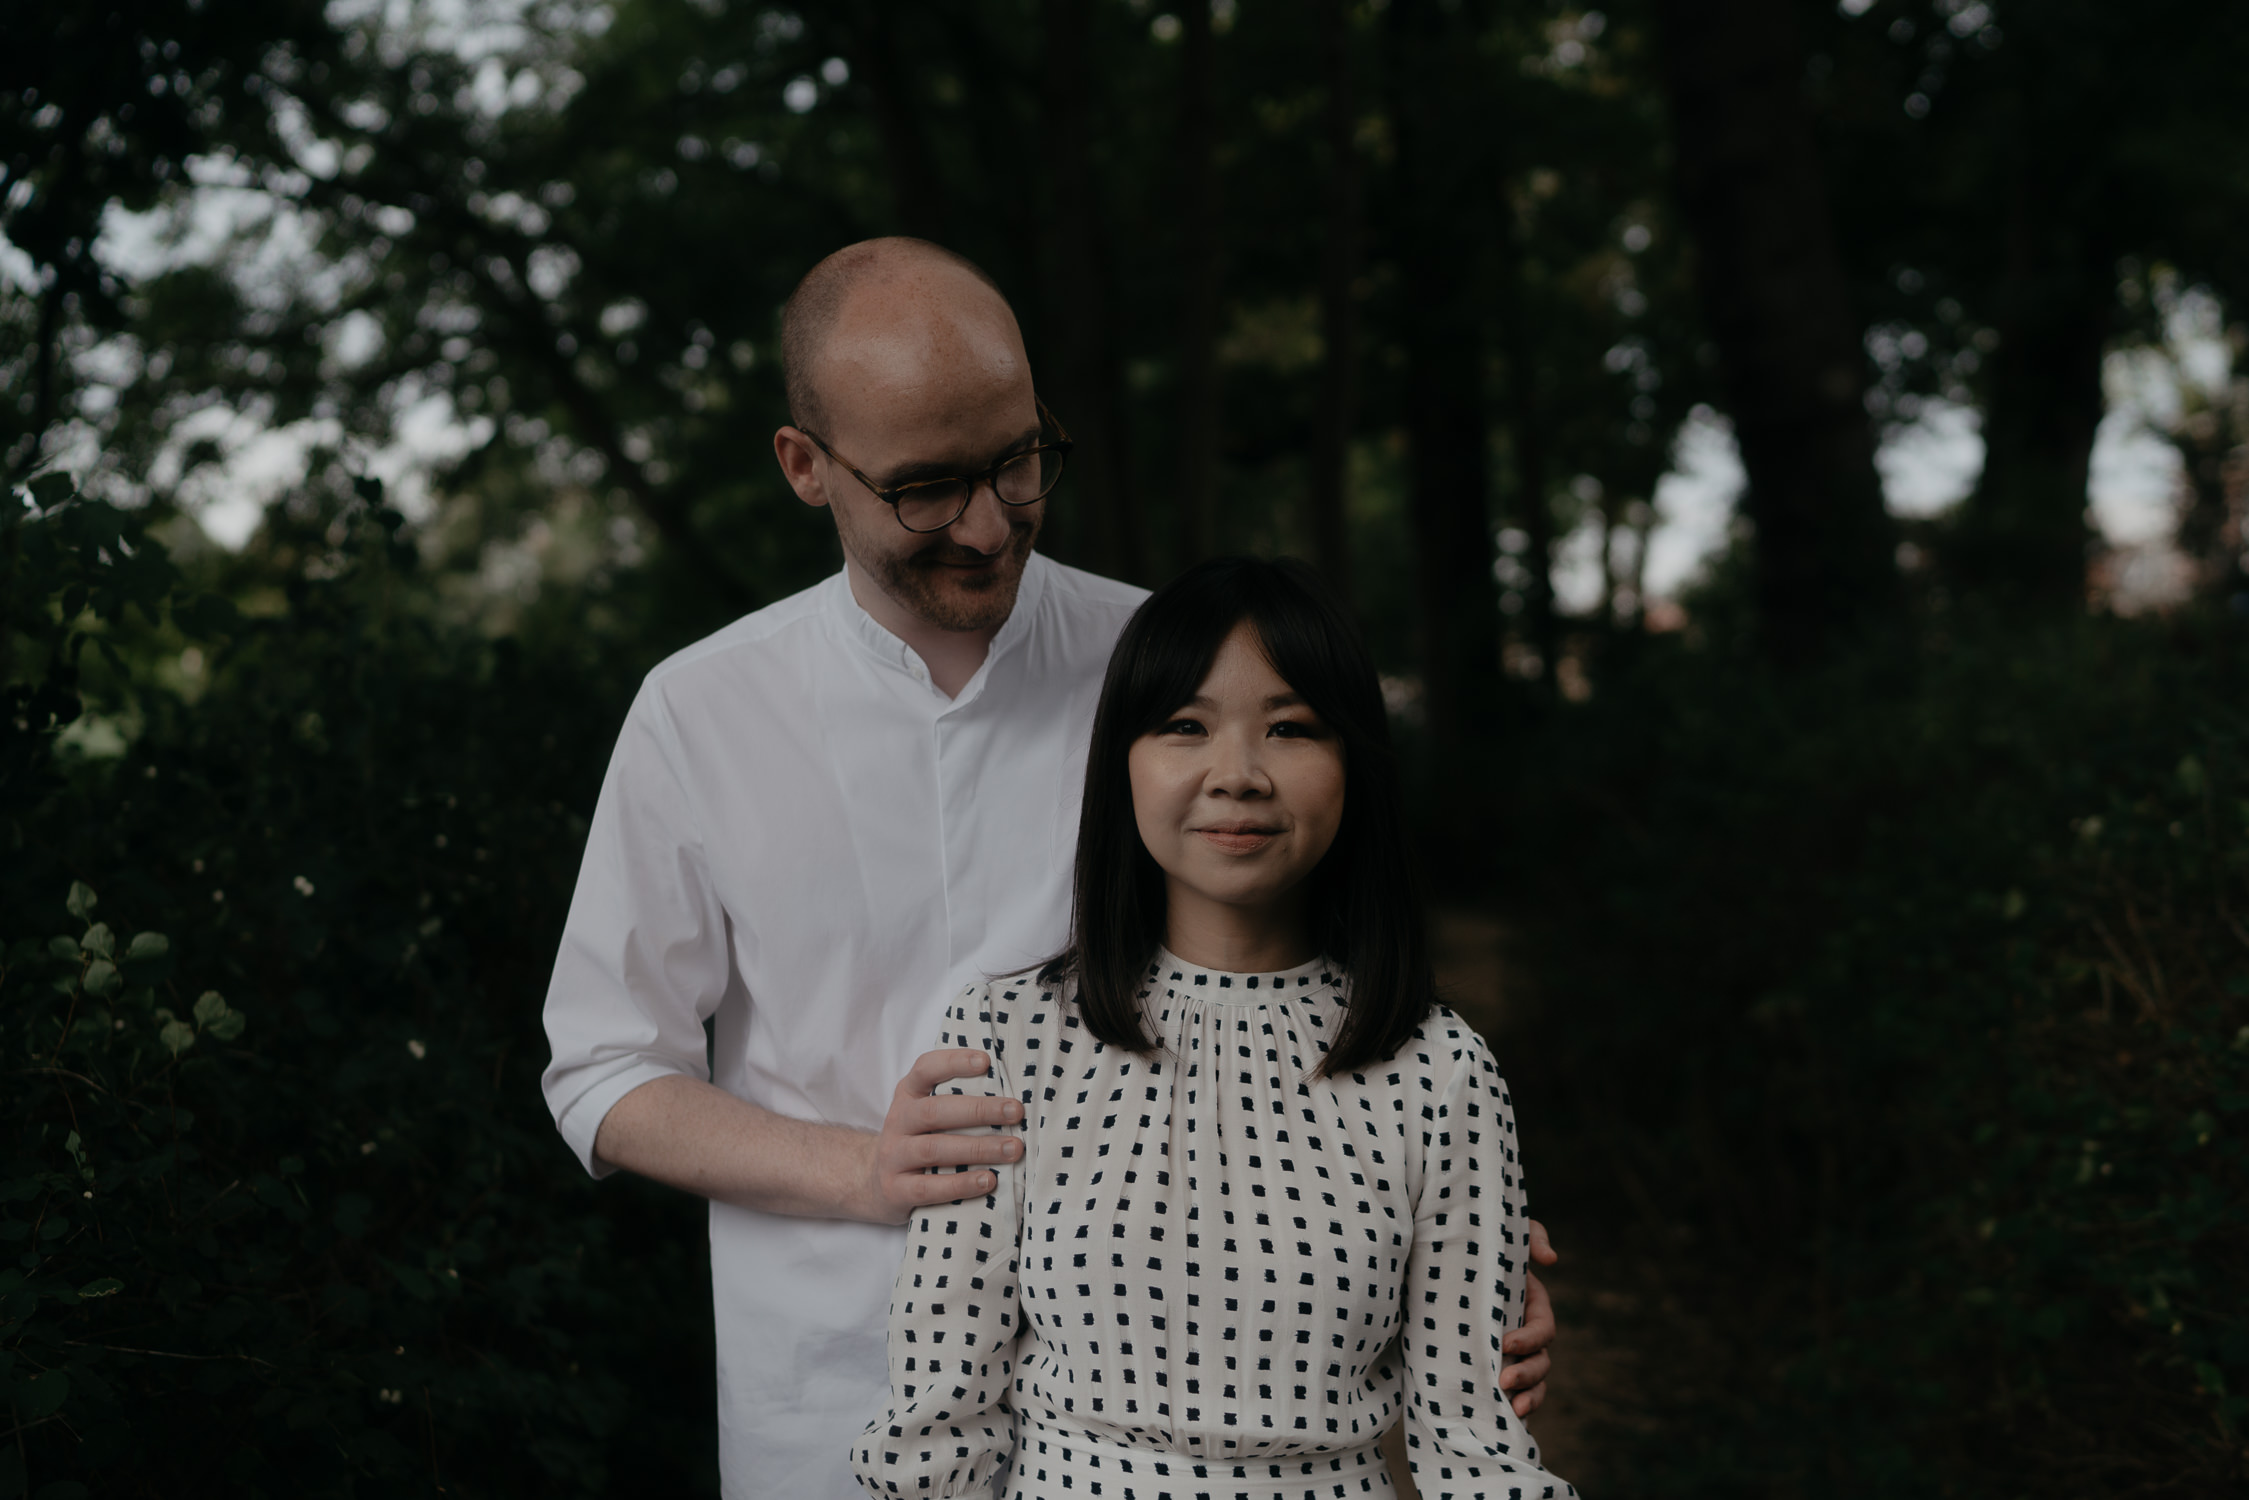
[1038,0,1143,582]
[1386,0,1499,745]
[1494,203,1557,688]
[831,1,950,243]
[1955,131,2109,612]
[1650,0,1898,659]
[2172,395,2247,602]
[1964,283,2105,610]
[1308,0,1360,600]
[1174,0,1222,568]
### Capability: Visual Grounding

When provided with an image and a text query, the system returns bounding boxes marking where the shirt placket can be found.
[933,699,982,970]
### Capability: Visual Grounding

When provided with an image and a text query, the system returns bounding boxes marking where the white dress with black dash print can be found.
[850,949,1577,1500]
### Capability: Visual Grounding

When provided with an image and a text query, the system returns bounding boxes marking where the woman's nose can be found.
[1206,731,1271,796]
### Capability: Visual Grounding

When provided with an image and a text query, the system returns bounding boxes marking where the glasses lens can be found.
[894,480,972,532]
[995,448,1062,505]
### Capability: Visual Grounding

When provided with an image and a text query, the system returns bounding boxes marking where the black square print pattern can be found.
[854,952,1575,1500]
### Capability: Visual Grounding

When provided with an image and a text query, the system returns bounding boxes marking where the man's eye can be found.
[898,478,971,505]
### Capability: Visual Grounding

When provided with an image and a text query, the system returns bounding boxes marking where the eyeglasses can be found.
[800,399,1074,534]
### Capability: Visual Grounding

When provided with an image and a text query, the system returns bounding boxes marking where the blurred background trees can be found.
[5,1,2247,1496]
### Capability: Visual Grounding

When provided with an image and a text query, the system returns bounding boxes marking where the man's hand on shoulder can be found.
[1500,1218,1560,1417]
[859,1048,1025,1224]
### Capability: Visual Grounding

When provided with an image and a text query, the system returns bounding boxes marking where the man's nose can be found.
[947,478,1013,555]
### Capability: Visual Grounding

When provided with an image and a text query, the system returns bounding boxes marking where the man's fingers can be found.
[1499,1349,1551,1392]
[899,1048,994,1097]
[906,1090,1023,1131]
[1527,1218,1558,1267]
[901,1130,1022,1170]
[1502,1271,1557,1356]
[894,1167,1000,1207]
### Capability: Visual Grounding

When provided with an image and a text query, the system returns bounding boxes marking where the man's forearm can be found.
[593,1074,878,1221]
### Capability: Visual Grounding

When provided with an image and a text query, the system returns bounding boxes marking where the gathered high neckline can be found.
[1145,946,1340,1006]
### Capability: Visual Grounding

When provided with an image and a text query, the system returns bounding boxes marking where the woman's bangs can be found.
[1117,601,1242,738]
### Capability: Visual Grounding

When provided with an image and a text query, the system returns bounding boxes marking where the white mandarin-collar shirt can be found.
[541,551,1146,1499]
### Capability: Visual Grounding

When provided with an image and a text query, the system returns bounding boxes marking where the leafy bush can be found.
[1508,619,2249,1498]
[2,481,716,1498]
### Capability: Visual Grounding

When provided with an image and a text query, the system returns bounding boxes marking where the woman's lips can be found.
[1194,825,1280,854]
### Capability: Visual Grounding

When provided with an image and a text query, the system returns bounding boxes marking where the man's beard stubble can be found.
[851,513,1042,633]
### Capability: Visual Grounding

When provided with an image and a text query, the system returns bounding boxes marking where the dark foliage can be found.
[1507,605,2249,1497]
[1,482,714,1499]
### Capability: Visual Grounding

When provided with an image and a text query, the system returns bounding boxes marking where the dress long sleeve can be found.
[853,986,1029,1498]
[1400,1025,1576,1500]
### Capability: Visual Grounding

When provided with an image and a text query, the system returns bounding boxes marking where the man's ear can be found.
[773,427,829,509]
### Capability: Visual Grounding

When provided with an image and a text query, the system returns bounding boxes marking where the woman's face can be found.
[1128,622,1347,948]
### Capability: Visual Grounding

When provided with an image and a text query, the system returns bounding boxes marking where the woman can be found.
[853,557,1575,1500]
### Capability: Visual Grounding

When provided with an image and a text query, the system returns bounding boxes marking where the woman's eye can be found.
[1268,720,1320,739]
[1160,718,1205,737]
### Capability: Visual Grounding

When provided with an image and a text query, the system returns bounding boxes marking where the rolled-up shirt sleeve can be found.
[541,681,731,1177]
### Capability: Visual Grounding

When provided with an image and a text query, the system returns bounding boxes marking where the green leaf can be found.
[46,936,79,962]
[174,592,240,637]
[332,1194,373,1240]
[81,961,121,998]
[125,932,169,961]
[2178,755,2208,797]
[75,1278,122,1299]
[206,1009,246,1042]
[65,882,97,920]
[20,1369,68,1418]
[192,991,228,1028]
[80,923,113,959]
[2196,1361,2228,1398]
[159,1020,196,1056]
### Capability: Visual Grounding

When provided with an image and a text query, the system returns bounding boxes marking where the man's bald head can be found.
[780,238,1019,433]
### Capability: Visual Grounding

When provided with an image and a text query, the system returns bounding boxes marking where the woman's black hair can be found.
[1044,555,1434,1077]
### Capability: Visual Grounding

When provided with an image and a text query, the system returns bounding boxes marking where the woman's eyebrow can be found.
[876,425,1043,488]
[1175,691,1306,712]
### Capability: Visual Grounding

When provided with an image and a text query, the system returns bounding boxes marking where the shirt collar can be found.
[824,550,1052,706]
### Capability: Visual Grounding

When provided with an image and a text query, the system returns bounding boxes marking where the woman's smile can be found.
[1127,621,1347,971]
[1191,821,1283,855]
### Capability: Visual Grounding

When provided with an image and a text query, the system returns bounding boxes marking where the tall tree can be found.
[1494,199,1559,688]
[1174,0,1223,567]
[1384,0,1502,747]
[828,1,952,244]
[1650,0,1898,658]
[1038,0,1143,582]
[1811,1,2249,613]
[1307,0,1360,599]
[0,0,346,485]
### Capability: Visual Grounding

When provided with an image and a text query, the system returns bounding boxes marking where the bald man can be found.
[539,239,1554,1498]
